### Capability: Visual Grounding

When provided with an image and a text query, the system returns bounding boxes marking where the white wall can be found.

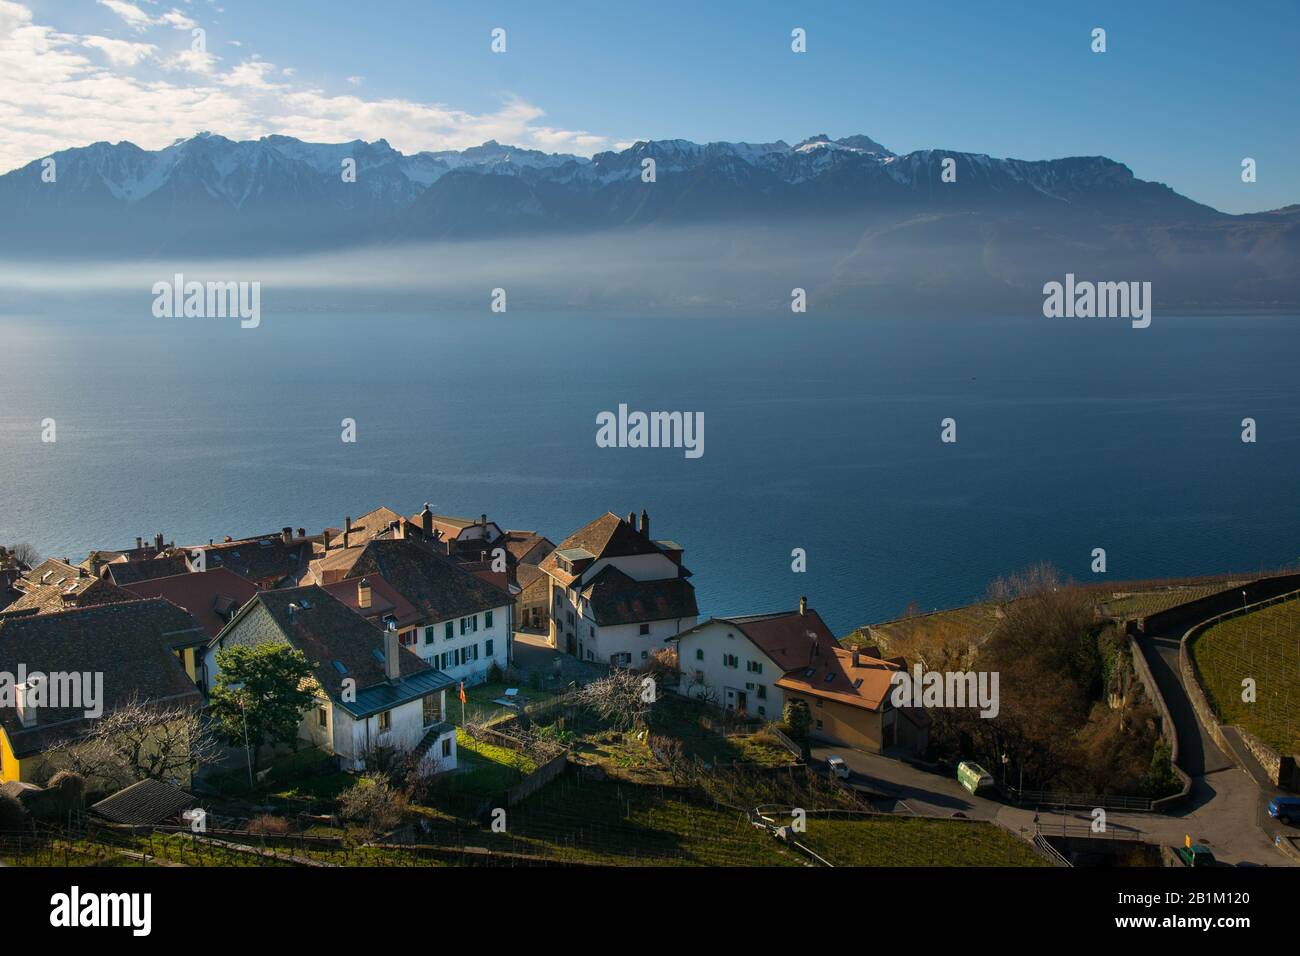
[673,621,783,720]
[413,604,510,686]
[585,616,698,666]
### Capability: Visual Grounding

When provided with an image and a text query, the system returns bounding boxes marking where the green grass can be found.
[1191,599,1300,754]
[440,728,538,802]
[800,816,1050,867]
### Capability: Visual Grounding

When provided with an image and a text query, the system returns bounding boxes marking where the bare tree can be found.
[681,670,718,706]
[578,668,653,731]
[43,694,221,789]
[5,542,41,568]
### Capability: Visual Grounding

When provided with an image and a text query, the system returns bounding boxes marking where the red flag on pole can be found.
[459,682,467,704]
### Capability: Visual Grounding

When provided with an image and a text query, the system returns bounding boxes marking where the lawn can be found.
[800,815,1050,867]
[437,728,538,804]
[1190,598,1300,754]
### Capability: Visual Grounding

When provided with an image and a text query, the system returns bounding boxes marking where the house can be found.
[305,538,513,687]
[3,558,137,615]
[121,568,259,682]
[103,554,193,587]
[204,586,457,773]
[776,646,929,755]
[0,545,30,605]
[185,528,316,589]
[671,598,835,720]
[0,599,207,785]
[410,508,505,560]
[540,510,698,665]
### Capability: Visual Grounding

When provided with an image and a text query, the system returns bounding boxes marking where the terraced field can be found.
[1190,597,1300,754]
[801,815,1049,867]
[846,602,1003,661]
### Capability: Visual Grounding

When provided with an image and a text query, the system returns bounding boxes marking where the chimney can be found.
[357,577,372,610]
[851,649,861,668]
[799,596,807,616]
[480,513,488,528]
[389,519,403,540]
[344,516,352,549]
[282,526,293,545]
[223,536,233,543]
[480,550,488,563]
[287,602,298,621]
[297,528,305,539]
[16,677,42,728]
[155,532,165,552]
[384,624,401,682]
[78,566,87,578]
[627,511,636,527]
[421,503,433,539]
[639,509,649,537]
[321,529,332,551]
[135,536,143,551]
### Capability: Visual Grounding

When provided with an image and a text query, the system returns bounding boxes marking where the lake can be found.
[1,309,1297,635]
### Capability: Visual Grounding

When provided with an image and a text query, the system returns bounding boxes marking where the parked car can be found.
[825,755,851,780]
[1268,795,1300,825]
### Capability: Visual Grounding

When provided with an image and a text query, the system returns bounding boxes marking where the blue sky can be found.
[9,0,1299,212]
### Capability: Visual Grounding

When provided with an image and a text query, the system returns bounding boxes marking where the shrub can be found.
[32,771,86,823]
[340,774,408,836]
[783,700,812,740]
[0,792,30,834]
[487,660,504,683]
[248,814,293,836]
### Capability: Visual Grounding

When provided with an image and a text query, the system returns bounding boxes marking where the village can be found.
[0,504,1295,869]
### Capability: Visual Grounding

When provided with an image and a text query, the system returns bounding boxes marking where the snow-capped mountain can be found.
[0,132,1295,309]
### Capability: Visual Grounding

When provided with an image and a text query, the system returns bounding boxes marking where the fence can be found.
[1002,787,1152,813]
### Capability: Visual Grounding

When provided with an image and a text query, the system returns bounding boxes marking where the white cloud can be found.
[80,35,156,67]
[346,75,362,87]
[96,0,155,32]
[0,0,616,173]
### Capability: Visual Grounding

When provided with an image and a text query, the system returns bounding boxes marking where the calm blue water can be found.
[2,310,1298,635]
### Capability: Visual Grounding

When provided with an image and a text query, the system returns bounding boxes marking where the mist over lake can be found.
[3,307,1297,635]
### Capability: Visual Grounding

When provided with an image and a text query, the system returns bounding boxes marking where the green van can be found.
[957,761,994,795]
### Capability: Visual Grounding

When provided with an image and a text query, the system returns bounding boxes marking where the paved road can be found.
[1137,629,1296,863]
[812,731,1292,866]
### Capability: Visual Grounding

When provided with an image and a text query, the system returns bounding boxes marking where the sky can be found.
[3,0,1297,213]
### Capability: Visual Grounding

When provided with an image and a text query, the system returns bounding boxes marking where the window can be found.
[611,652,632,666]
[424,626,435,645]
[485,610,494,629]
[816,699,824,708]
[445,621,453,641]
[441,737,452,758]
[723,653,739,668]
[567,611,575,626]
[485,639,494,657]
[756,685,767,700]
[695,648,704,661]
[400,629,416,647]
[746,660,763,674]
[317,706,328,728]
[639,623,650,636]
[758,706,766,717]
[422,694,440,726]
[378,710,391,733]
[641,650,648,660]
[815,719,824,730]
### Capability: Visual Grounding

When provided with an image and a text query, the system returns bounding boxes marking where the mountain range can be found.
[1,132,1296,311]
